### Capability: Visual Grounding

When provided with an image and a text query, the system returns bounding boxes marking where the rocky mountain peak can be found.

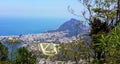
[47,18,89,37]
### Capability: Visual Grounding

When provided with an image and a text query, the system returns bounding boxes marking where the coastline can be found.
[0,31,76,43]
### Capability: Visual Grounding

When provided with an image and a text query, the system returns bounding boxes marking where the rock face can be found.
[47,18,89,37]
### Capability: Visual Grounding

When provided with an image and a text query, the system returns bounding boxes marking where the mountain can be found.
[0,18,90,45]
[47,18,89,37]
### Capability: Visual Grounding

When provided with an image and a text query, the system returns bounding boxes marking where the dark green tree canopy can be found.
[0,42,8,61]
[14,47,37,64]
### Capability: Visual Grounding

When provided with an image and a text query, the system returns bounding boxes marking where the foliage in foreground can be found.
[0,42,8,61]
[14,47,37,64]
[0,42,10,64]
[54,40,91,64]
[0,42,37,64]
[96,26,120,64]
[53,25,120,64]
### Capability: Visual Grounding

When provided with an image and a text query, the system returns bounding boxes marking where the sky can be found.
[0,0,84,19]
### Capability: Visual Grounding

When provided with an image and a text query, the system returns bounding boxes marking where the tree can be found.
[6,37,21,63]
[0,42,11,64]
[67,0,120,63]
[78,0,117,23]
[55,40,91,64]
[96,26,120,64]
[14,47,37,64]
[77,0,118,62]
[117,0,120,21]
[0,42,8,61]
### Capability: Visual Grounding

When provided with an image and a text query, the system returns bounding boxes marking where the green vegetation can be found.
[91,26,120,64]
[0,42,8,61]
[0,39,37,64]
[14,47,37,64]
[0,42,10,64]
[64,0,120,64]
[6,37,21,64]
[97,26,120,63]
[0,0,120,64]
[54,40,90,64]
[0,60,11,64]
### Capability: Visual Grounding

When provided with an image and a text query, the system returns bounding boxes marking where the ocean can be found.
[0,17,66,36]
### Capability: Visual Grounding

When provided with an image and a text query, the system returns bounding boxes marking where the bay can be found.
[0,17,66,36]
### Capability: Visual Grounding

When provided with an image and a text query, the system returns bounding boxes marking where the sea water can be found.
[0,17,66,36]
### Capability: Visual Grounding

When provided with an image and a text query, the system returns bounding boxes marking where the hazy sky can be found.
[0,0,84,18]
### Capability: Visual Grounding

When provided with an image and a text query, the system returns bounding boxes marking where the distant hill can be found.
[47,18,89,37]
